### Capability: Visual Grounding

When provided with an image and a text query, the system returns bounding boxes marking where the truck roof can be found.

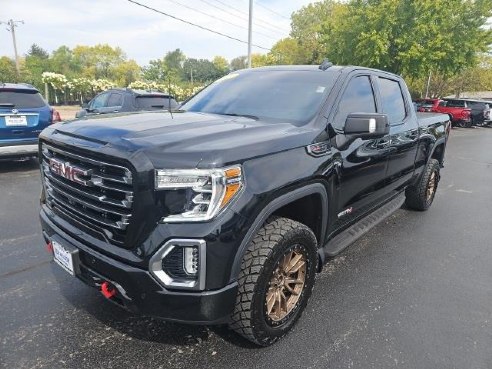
[241,64,401,79]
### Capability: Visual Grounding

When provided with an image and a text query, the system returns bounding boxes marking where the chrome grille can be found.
[41,143,134,247]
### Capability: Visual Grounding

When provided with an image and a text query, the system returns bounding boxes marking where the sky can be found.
[0,0,314,65]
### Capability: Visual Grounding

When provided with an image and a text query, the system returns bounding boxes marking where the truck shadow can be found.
[0,158,39,174]
[53,267,257,349]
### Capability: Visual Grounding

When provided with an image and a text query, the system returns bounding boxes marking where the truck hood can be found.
[51,111,318,168]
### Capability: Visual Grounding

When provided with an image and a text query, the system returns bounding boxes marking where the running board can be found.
[322,193,405,258]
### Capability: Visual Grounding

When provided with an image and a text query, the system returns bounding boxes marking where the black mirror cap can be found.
[344,113,389,138]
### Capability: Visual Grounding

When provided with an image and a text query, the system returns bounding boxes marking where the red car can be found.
[415,98,471,127]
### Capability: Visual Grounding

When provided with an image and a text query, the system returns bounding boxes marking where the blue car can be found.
[0,83,60,159]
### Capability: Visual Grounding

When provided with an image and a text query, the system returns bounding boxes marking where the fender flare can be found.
[427,137,447,166]
[229,183,329,282]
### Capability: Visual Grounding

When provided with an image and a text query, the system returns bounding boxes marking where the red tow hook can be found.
[46,241,53,253]
[100,281,117,299]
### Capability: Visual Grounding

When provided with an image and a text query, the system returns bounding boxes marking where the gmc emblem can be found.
[49,157,91,186]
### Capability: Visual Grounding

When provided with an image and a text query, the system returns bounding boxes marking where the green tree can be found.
[28,44,49,59]
[268,38,304,65]
[114,60,141,87]
[23,44,51,89]
[230,56,247,71]
[324,0,492,78]
[142,59,167,82]
[251,53,270,68]
[183,58,223,83]
[50,46,80,78]
[290,0,341,64]
[164,48,186,79]
[0,56,17,82]
[212,56,229,75]
[73,44,126,80]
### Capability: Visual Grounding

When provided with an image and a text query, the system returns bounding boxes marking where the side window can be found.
[107,93,123,108]
[378,78,406,124]
[90,93,109,109]
[438,101,447,107]
[335,75,376,129]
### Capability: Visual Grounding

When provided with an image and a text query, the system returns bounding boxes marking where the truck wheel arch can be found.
[429,139,447,167]
[229,183,329,282]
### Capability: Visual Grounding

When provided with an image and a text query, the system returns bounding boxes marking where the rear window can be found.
[136,96,178,110]
[0,90,46,109]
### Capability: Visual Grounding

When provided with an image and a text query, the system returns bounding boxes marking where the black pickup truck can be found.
[39,63,450,346]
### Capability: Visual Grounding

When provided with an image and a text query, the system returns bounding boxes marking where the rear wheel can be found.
[405,159,440,211]
[229,217,317,346]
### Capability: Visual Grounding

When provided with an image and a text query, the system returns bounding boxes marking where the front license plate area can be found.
[5,115,27,126]
[52,240,80,276]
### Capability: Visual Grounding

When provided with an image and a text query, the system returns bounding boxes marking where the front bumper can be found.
[40,208,238,324]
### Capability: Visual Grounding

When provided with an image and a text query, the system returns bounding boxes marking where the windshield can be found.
[181,70,336,125]
[0,90,46,109]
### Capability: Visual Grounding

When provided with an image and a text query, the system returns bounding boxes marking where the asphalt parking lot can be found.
[1,127,491,369]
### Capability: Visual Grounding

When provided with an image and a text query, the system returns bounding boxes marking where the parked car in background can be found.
[415,98,472,127]
[0,83,61,159]
[457,99,491,126]
[75,88,179,118]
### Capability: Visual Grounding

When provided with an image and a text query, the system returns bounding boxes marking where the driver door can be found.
[329,74,392,232]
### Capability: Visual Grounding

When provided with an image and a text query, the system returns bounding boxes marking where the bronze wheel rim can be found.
[265,247,307,323]
[426,171,437,201]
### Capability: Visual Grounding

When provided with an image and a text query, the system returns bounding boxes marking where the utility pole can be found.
[425,70,432,98]
[1,19,24,77]
[247,0,253,68]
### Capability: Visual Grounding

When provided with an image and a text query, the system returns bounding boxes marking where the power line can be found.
[126,0,271,51]
[255,2,290,20]
[161,0,278,40]
[211,0,290,35]
[199,0,289,36]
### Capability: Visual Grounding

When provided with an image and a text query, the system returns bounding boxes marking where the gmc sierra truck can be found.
[39,63,450,346]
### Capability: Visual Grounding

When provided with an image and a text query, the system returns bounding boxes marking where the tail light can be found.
[51,108,62,123]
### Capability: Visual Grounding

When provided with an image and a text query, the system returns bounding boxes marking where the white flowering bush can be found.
[41,73,204,104]
[90,79,116,93]
[42,72,67,90]
[127,81,203,101]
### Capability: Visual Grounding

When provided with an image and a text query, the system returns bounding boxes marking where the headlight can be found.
[155,166,242,222]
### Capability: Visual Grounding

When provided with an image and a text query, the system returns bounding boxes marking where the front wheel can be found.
[405,159,440,211]
[229,217,318,346]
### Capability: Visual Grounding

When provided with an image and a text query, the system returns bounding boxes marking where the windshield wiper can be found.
[220,113,259,120]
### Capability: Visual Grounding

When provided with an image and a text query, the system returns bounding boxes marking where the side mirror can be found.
[81,102,89,109]
[344,113,389,139]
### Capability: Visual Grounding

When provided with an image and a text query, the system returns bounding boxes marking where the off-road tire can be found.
[229,217,317,346]
[405,159,440,211]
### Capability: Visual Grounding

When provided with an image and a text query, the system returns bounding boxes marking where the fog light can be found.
[184,246,199,275]
[149,239,206,290]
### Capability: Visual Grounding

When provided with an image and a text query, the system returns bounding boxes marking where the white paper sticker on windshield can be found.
[316,86,326,93]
